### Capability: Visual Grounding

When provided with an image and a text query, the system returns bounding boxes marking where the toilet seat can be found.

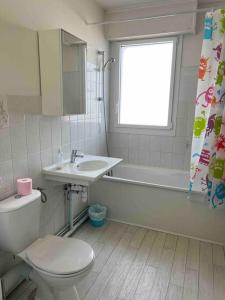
[24,235,94,277]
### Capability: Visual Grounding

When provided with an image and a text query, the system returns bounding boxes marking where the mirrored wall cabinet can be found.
[38,29,87,115]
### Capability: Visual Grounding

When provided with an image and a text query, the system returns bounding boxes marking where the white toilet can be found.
[0,190,94,300]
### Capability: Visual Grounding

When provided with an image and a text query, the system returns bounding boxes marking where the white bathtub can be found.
[90,163,225,245]
[108,164,202,193]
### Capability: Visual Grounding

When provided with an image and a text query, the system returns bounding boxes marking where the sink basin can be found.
[42,155,122,186]
[77,160,108,171]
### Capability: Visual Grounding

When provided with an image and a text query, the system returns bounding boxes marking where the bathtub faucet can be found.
[70,149,84,163]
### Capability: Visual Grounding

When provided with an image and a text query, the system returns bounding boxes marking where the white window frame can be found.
[110,36,183,136]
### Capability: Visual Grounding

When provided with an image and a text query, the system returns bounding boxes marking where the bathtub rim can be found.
[112,162,190,176]
[103,174,203,195]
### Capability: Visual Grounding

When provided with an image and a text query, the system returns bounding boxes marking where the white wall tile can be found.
[161,152,173,169]
[52,147,62,164]
[0,160,14,199]
[27,152,42,186]
[150,151,161,167]
[128,149,139,165]
[177,101,189,119]
[179,67,198,103]
[176,118,187,137]
[10,125,27,159]
[129,134,150,150]
[150,136,161,152]
[186,118,194,137]
[0,128,11,162]
[85,138,97,155]
[54,201,66,233]
[110,132,129,148]
[40,149,53,168]
[25,114,40,154]
[110,147,129,162]
[172,154,185,169]
[70,121,78,144]
[173,137,186,154]
[8,111,25,128]
[62,144,71,160]
[39,116,52,151]
[78,140,85,153]
[160,137,174,153]
[61,116,71,145]
[12,158,28,185]
[138,150,151,166]
[51,117,62,148]
[77,119,85,141]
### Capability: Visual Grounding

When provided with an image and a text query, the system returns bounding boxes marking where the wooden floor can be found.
[8,221,225,300]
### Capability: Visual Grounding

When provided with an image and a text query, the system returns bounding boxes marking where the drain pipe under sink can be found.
[64,184,89,237]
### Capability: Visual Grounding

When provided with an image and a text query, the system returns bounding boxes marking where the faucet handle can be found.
[70,149,84,163]
[76,150,84,158]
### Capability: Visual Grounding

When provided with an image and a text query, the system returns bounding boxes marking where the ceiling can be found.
[95,0,224,10]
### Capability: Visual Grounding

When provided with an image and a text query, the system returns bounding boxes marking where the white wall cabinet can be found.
[0,20,40,96]
[38,29,87,116]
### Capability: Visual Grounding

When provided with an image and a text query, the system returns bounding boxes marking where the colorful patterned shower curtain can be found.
[190,9,225,208]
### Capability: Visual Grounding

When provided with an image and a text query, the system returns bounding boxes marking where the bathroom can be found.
[0,0,225,299]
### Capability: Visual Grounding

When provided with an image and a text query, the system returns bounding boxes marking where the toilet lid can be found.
[25,235,94,275]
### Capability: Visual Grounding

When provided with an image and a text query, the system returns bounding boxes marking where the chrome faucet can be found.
[70,149,84,163]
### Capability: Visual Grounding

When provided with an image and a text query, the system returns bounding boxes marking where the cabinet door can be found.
[0,20,39,96]
[39,29,63,116]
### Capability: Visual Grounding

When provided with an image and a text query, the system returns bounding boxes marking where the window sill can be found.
[110,123,176,136]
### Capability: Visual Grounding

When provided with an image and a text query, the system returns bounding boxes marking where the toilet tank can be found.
[0,190,42,254]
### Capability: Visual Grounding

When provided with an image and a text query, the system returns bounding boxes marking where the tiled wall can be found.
[0,63,106,275]
[109,66,198,170]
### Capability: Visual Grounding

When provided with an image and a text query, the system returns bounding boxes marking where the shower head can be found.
[103,57,116,70]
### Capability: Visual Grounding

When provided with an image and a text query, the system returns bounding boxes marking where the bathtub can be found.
[90,163,225,245]
[107,164,202,193]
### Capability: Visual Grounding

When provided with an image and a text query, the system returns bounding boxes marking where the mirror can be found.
[62,30,87,115]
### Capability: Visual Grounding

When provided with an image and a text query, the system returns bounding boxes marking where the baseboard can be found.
[108,218,225,246]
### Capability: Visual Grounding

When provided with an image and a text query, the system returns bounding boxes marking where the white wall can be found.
[108,2,221,170]
[0,0,108,96]
[0,0,107,62]
[105,0,197,40]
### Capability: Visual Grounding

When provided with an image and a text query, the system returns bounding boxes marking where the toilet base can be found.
[34,284,80,300]
[52,286,80,300]
[30,269,81,300]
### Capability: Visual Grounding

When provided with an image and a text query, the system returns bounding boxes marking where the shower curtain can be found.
[190,9,225,208]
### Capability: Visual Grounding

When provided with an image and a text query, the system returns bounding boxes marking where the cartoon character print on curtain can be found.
[190,10,225,208]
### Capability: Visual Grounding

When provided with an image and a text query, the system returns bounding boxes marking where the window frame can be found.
[110,36,183,136]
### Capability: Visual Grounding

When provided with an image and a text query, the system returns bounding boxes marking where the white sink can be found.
[42,155,122,186]
[77,160,108,171]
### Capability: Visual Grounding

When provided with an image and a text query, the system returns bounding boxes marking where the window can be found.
[111,37,181,135]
